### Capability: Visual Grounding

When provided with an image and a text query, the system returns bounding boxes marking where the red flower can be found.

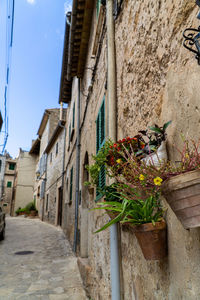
[122,138,126,142]
[126,137,131,141]
[113,144,117,148]
[109,145,113,149]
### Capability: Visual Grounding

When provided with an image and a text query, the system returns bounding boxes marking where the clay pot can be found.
[130,219,167,260]
[30,210,37,217]
[162,169,200,229]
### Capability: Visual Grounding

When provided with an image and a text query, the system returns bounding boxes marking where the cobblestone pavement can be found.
[0,216,88,300]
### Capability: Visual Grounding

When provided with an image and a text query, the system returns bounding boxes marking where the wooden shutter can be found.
[96,97,106,198]
[96,114,100,153]
[96,0,101,17]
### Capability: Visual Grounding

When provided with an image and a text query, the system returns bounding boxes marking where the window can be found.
[96,97,106,198]
[69,167,73,202]
[50,153,52,163]
[7,181,12,188]
[0,160,2,172]
[72,102,75,128]
[9,163,15,170]
[56,143,58,156]
[46,194,49,212]
[96,0,101,17]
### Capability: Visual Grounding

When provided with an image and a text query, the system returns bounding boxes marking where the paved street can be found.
[0,216,88,300]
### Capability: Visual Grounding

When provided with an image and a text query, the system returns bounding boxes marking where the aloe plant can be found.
[92,185,164,233]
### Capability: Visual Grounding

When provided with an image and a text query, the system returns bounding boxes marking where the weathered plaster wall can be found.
[45,128,65,224]
[62,81,78,244]
[14,150,36,212]
[114,0,200,299]
[76,0,200,299]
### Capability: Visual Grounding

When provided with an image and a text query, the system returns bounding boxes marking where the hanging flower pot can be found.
[142,141,168,167]
[130,219,167,260]
[162,169,200,229]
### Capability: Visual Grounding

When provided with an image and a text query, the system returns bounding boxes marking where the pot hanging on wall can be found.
[162,169,200,229]
[129,219,167,260]
[142,141,168,167]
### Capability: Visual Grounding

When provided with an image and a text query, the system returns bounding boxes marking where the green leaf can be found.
[94,213,123,233]
[163,120,172,132]
[148,126,163,134]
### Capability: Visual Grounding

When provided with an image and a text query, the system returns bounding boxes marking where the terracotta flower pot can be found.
[130,219,167,260]
[162,169,200,229]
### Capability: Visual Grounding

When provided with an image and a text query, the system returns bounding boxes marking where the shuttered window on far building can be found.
[96,97,106,199]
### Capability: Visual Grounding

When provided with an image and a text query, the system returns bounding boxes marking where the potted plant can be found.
[160,139,200,229]
[139,121,171,166]
[92,184,167,260]
[89,143,168,260]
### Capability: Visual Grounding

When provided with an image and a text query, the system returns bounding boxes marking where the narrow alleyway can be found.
[0,216,88,300]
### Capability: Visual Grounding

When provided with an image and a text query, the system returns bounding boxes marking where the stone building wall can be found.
[0,155,6,202]
[73,1,200,300]
[45,127,65,225]
[13,150,36,213]
[62,80,78,245]
[114,1,200,299]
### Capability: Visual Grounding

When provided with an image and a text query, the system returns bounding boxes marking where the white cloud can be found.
[27,0,36,5]
[64,1,72,14]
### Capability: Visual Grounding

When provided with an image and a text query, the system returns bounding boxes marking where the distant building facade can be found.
[11,149,37,216]
[29,109,62,220]
[2,156,16,214]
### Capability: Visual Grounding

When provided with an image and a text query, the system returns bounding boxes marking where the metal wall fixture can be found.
[183,27,200,65]
[183,0,200,65]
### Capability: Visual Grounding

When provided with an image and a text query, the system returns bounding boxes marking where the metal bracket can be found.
[183,26,200,65]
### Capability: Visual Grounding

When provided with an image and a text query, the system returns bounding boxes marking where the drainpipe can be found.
[73,78,81,252]
[106,1,121,299]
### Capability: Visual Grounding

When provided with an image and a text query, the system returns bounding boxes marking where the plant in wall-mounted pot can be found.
[139,120,171,167]
[161,139,200,229]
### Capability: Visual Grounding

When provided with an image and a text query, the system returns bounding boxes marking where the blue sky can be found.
[0,0,72,158]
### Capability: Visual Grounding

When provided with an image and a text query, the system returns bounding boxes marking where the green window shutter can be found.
[96,0,101,17]
[100,98,105,147]
[96,114,100,153]
[70,167,73,201]
[9,163,15,170]
[7,181,12,188]
[72,103,75,128]
[96,97,105,153]
[96,165,106,198]
[96,97,106,199]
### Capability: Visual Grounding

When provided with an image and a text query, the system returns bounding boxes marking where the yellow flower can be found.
[185,153,189,159]
[139,174,145,181]
[154,177,163,186]
[116,159,122,164]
